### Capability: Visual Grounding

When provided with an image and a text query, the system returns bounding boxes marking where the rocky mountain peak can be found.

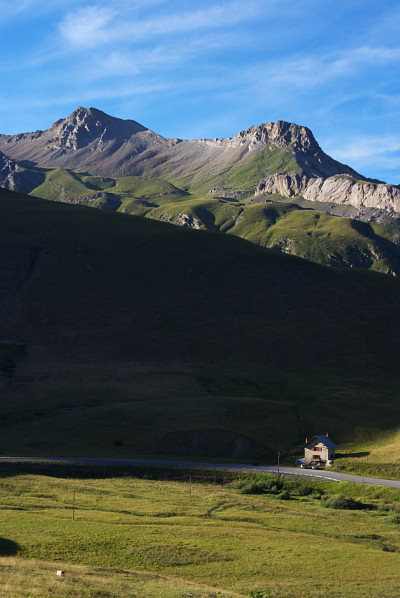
[233,120,321,154]
[46,107,149,152]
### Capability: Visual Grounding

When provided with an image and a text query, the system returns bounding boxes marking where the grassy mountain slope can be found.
[145,198,400,275]
[222,144,301,188]
[168,143,302,195]
[15,164,400,276]
[1,187,400,462]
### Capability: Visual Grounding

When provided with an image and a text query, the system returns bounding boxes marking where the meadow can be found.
[333,428,400,479]
[1,467,400,597]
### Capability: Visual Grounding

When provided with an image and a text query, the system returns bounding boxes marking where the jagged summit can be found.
[47,106,149,152]
[233,120,321,154]
[54,106,148,133]
[0,107,164,175]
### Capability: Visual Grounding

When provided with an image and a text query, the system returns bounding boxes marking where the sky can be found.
[1,0,400,184]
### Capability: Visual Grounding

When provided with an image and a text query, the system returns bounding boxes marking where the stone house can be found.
[304,434,337,466]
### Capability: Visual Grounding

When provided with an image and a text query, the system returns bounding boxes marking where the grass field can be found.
[333,429,400,479]
[1,469,400,597]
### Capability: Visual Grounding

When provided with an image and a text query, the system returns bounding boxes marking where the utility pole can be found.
[189,476,192,503]
[277,451,280,481]
[72,489,76,521]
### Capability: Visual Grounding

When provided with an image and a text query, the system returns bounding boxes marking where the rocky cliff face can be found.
[0,151,18,190]
[0,151,44,194]
[230,121,320,152]
[255,174,400,214]
[0,150,31,193]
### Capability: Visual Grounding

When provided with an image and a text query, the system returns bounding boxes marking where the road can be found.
[1,456,400,488]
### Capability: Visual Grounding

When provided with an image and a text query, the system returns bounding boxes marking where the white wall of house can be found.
[304,438,335,465]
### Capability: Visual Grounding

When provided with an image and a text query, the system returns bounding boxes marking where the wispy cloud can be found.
[323,135,400,183]
[58,1,271,48]
[253,45,400,89]
[0,81,171,114]
[0,0,32,21]
[326,136,400,162]
[59,5,116,48]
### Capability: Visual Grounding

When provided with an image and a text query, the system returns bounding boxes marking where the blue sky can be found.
[1,0,400,183]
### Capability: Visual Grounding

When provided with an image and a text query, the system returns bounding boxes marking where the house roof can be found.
[304,435,337,449]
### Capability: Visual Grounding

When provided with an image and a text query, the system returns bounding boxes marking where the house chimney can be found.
[326,433,329,437]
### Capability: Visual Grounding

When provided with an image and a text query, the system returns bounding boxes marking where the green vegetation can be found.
[10,159,397,276]
[32,169,94,202]
[147,199,400,275]
[29,168,188,208]
[224,144,300,189]
[1,469,400,597]
[332,429,400,480]
[1,187,400,466]
[0,343,26,383]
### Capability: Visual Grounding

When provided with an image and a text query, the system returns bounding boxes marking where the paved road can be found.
[1,456,400,488]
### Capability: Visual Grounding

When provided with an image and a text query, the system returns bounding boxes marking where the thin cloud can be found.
[253,45,400,89]
[324,135,400,183]
[326,136,400,161]
[0,0,32,21]
[0,82,171,114]
[59,5,116,48]
[58,1,271,48]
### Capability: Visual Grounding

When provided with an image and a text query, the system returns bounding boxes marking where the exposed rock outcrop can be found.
[0,150,19,190]
[256,174,400,213]
[0,151,45,194]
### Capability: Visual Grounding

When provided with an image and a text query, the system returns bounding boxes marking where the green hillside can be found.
[17,162,400,276]
[1,187,400,462]
[223,143,301,188]
[146,198,400,275]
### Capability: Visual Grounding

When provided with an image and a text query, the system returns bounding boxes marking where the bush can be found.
[236,475,285,495]
[277,490,291,500]
[321,494,365,510]
[284,478,314,496]
[236,475,319,499]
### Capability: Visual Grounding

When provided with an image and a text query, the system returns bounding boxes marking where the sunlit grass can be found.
[1,473,400,597]
[333,428,400,479]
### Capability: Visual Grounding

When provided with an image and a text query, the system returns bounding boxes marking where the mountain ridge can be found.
[0,107,365,178]
[1,106,399,214]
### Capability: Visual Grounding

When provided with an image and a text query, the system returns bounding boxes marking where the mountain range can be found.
[1,106,399,212]
[1,107,400,276]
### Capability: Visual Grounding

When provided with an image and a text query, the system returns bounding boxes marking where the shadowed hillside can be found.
[0,188,400,460]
